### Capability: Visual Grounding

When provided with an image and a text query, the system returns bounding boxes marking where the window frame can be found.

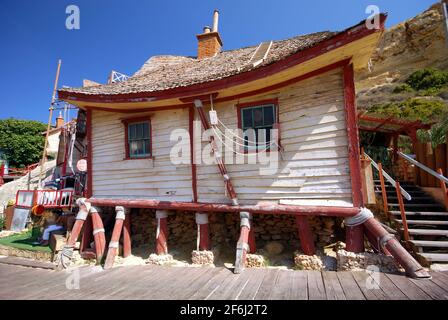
[122,116,153,160]
[236,98,280,153]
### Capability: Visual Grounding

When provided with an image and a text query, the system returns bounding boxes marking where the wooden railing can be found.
[364,152,411,240]
[399,151,448,211]
[15,189,74,209]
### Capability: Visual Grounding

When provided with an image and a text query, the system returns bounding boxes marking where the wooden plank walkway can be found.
[0,263,447,300]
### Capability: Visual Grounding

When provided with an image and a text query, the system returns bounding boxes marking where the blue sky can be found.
[0,0,437,123]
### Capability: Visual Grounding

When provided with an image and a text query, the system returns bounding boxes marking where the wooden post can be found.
[378,162,389,219]
[195,212,211,251]
[90,206,106,264]
[248,214,256,253]
[104,206,126,269]
[295,216,315,255]
[417,142,428,187]
[437,168,448,211]
[80,214,93,252]
[395,181,409,241]
[426,143,436,187]
[234,211,250,274]
[435,145,446,177]
[155,210,169,255]
[66,201,90,247]
[39,59,62,187]
[345,225,364,253]
[343,63,364,253]
[122,210,132,258]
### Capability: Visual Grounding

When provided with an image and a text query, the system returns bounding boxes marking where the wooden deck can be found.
[0,263,447,300]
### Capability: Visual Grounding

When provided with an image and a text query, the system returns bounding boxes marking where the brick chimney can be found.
[56,111,64,128]
[196,10,223,59]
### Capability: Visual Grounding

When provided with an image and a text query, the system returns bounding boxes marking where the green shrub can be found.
[406,68,448,91]
[393,83,414,93]
[0,216,5,231]
[369,98,447,123]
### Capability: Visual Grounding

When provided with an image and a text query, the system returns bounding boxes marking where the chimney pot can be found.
[56,111,64,128]
[203,26,211,33]
[212,10,219,32]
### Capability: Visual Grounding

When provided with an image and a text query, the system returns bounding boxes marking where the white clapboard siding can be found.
[90,68,353,206]
[196,68,353,206]
[91,108,193,200]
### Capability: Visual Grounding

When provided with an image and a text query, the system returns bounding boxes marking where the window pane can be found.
[242,109,252,128]
[128,125,135,140]
[129,141,138,155]
[137,123,144,139]
[143,123,150,139]
[144,139,150,155]
[263,106,274,126]
[253,107,263,127]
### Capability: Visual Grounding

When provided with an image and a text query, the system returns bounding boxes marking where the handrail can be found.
[364,152,412,201]
[398,151,448,184]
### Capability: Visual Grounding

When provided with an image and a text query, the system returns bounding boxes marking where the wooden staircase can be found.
[374,180,448,266]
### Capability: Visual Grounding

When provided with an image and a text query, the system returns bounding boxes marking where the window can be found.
[238,101,278,151]
[123,118,152,159]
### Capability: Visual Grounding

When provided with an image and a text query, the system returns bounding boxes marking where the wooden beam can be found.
[86,109,93,198]
[87,198,360,217]
[343,63,364,253]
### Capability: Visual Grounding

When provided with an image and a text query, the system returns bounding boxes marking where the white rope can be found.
[216,118,272,146]
[211,126,275,156]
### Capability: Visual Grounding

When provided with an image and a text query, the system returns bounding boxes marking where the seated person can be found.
[38,211,66,246]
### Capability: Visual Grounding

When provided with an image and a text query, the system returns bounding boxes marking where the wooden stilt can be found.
[80,214,93,254]
[295,216,315,255]
[104,206,126,269]
[345,225,365,253]
[66,201,90,247]
[195,212,210,251]
[90,207,106,264]
[122,210,132,258]
[155,210,169,255]
[248,214,256,253]
[234,211,250,274]
[364,226,392,256]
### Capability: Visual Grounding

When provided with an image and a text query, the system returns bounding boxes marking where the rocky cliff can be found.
[356,2,448,110]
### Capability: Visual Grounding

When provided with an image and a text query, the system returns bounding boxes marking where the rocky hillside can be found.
[356,2,448,111]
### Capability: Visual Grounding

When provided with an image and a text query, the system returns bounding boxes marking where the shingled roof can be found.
[58,31,338,96]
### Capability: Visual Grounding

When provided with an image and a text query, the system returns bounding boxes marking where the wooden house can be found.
[56,11,429,276]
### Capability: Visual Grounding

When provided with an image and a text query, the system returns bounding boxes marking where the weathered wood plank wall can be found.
[90,68,352,207]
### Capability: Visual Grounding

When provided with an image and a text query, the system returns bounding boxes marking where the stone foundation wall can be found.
[128,209,344,252]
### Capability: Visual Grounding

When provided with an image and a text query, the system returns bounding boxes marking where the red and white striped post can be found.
[155,210,169,255]
[122,210,132,258]
[90,206,106,264]
[104,206,126,269]
[195,212,211,251]
[234,211,251,274]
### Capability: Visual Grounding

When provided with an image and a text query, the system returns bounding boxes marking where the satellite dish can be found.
[76,159,87,172]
